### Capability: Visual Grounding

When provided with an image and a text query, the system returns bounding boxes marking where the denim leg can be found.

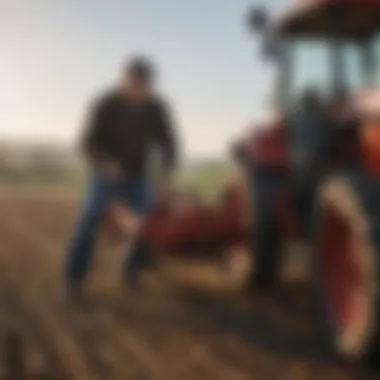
[292,161,323,242]
[117,178,155,286]
[293,183,317,241]
[66,176,113,288]
[250,167,286,288]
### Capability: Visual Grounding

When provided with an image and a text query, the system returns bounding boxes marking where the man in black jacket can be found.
[66,56,179,293]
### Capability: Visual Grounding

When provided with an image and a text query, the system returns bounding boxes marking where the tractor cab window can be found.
[344,38,380,93]
[374,35,380,84]
[291,41,330,102]
[290,38,380,104]
[289,37,380,107]
[344,43,362,93]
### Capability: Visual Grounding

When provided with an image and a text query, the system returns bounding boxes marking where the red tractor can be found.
[245,0,380,367]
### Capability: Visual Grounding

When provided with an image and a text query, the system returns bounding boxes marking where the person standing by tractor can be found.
[239,113,289,293]
[66,56,179,295]
[288,88,329,240]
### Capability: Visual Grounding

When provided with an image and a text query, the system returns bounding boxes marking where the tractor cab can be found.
[247,0,380,237]
[250,0,380,102]
[249,0,380,174]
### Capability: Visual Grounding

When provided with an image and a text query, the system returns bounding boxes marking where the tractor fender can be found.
[243,121,289,168]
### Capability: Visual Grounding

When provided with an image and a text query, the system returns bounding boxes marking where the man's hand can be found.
[98,159,123,180]
[107,203,143,238]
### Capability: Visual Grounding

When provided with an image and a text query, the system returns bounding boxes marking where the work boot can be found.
[124,238,155,289]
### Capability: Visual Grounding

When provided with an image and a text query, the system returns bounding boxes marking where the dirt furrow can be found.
[0,196,379,379]
[0,201,163,378]
[0,205,100,380]
[65,308,121,379]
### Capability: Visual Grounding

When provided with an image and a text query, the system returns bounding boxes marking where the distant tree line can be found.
[0,147,82,185]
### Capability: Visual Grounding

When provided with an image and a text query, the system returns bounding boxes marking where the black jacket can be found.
[82,90,179,177]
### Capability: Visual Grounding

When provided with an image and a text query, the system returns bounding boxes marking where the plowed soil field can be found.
[0,193,376,380]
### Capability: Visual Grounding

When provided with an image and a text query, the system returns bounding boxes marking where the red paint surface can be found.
[243,122,289,168]
[361,120,380,176]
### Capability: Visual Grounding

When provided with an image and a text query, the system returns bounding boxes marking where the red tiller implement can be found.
[105,178,250,259]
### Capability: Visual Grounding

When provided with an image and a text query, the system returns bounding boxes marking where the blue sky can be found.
[1,0,288,158]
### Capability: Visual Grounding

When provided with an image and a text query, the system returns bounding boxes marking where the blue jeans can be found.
[66,173,154,288]
[248,166,288,288]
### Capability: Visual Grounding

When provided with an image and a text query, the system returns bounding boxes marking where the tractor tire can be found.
[314,174,380,368]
